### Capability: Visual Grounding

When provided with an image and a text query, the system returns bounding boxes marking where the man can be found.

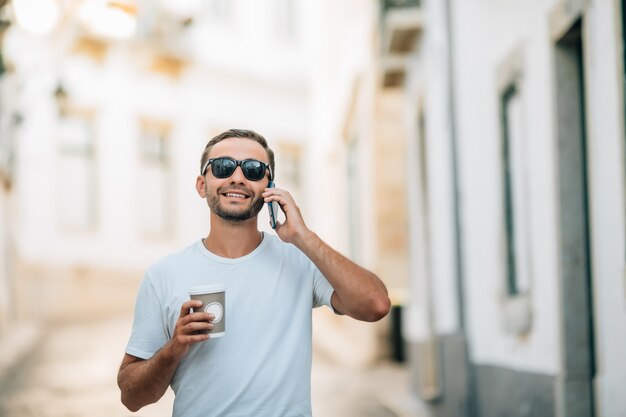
[118,129,390,416]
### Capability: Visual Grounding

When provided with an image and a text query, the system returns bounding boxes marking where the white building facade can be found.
[392,0,626,416]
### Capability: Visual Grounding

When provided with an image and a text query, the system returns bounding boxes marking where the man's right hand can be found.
[169,300,214,359]
[118,300,214,412]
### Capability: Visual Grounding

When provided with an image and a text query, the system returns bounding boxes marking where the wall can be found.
[452,0,561,374]
[584,0,626,415]
[411,0,626,415]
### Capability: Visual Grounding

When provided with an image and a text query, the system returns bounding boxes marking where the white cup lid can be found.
[189,284,225,295]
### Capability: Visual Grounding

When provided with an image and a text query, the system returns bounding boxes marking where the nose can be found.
[229,165,246,183]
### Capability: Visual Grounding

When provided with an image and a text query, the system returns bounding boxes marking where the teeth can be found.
[225,193,246,198]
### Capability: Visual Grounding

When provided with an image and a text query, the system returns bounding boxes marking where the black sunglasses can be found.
[201,157,273,181]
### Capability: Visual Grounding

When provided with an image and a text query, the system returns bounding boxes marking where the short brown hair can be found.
[200,129,275,179]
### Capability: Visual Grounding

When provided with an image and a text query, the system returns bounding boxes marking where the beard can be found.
[207,186,265,222]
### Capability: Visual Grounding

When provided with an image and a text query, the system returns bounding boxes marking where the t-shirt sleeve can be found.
[312,268,336,311]
[125,273,169,360]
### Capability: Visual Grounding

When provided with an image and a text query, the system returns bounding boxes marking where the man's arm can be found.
[296,231,390,321]
[263,188,391,322]
[118,350,179,412]
[118,300,213,411]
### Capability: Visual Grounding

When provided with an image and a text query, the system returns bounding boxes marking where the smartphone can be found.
[267,181,279,229]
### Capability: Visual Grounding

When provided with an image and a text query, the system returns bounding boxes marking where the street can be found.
[0,318,426,417]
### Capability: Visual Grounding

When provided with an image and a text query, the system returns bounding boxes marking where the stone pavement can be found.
[0,318,428,417]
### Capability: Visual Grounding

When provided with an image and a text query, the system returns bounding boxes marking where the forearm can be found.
[262,187,390,321]
[118,344,179,412]
[294,230,390,321]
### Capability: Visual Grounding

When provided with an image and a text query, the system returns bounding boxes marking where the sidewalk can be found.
[312,354,427,417]
[0,317,427,417]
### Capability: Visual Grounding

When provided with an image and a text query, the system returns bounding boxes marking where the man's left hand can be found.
[262,187,311,245]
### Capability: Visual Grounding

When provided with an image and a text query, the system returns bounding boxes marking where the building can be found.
[379,0,626,416]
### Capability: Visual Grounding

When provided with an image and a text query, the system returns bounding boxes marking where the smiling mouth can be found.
[221,192,249,199]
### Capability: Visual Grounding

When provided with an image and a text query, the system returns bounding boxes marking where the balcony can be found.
[379,0,424,88]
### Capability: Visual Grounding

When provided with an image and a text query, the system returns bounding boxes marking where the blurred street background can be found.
[1,0,626,417]
[0,317,424,417]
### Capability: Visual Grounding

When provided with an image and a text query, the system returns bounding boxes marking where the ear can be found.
[196,175,207,198]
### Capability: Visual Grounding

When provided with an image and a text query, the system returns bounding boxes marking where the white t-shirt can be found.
[125,233,335,417]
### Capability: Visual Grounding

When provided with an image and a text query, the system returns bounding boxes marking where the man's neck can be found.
[204,216,263,259]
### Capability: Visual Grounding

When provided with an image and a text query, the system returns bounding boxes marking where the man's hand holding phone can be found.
[262,185,311,245]
[267,181,279,229]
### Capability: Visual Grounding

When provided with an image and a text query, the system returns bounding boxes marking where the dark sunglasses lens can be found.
[242,160,265,181]
[212,158,236,178]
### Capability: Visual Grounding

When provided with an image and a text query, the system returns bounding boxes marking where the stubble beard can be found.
[207,186,265,222]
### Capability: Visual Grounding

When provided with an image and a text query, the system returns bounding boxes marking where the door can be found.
[554,18,597,417]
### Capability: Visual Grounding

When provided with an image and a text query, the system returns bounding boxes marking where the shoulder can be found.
[146,240,202,280]
[263,233,300,256]
[263,233,315,268]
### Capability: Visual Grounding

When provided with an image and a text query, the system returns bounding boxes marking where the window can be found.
[497,48,532,299]
[56,110,97,231]
[500,83,531,296]
[497,50,534,334]
[137,119,172,238]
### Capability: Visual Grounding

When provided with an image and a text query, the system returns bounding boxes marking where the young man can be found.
[118,129,390,416]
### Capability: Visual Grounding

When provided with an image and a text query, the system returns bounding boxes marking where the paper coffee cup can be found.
[189,284,225,338]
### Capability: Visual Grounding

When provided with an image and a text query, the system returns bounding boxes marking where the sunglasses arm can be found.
[201,160,210,176]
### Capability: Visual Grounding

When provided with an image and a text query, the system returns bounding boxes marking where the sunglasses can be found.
[201,157,273,182]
